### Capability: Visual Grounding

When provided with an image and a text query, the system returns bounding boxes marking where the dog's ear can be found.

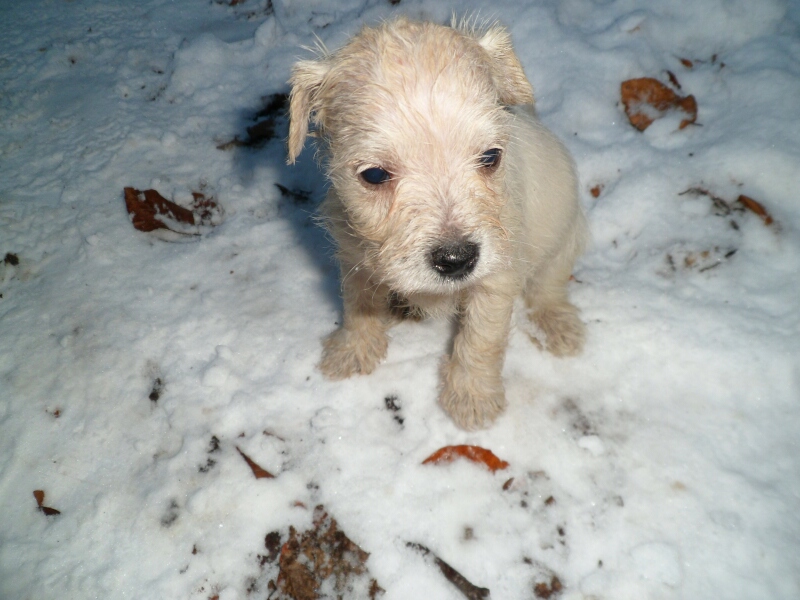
[476,25,535,106]
[287,59,330,164]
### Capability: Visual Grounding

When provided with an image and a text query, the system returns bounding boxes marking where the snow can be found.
[1,0,799,599]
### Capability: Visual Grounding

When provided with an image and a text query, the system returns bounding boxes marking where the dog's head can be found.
[287,18,534,296]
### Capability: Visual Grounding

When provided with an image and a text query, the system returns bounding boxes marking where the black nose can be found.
[430,241,480,279]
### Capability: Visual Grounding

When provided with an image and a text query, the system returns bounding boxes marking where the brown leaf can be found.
[534,575,563,599]
[33,490,61,515]
[124,187,195,232]
[274,506,379,600]
[123,187,223,235]
[422,445,509,472]
[236,446,274,479]
[590,184,603,198]
[666,70,682,90]
[620,78,697,131]
[216,93,288,150]
[736,194,773,226]
[680,58,694,68]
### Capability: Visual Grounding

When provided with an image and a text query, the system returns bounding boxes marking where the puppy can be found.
[287,17,587,429]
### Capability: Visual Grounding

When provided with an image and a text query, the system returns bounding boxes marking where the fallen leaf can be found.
[123,187,223,237]
[666,70,682,90]
[407,542,489,600]
[274,183,311,205]
[679,58,694,68]
[124,187,194,232]
[272,506,382,600]
[620,77,697,131]
[679,187,776,227]
[216,93,288,150]
[590,184,603,198]
[534,575,563,599]
[737,194,773,225]
[422,445,509,472]
[236,446,275,479]
[33,490,61,516]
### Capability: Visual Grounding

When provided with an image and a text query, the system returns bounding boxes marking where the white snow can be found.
[1,0,799,599]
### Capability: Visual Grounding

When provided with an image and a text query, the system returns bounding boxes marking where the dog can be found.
[287,17,587,429]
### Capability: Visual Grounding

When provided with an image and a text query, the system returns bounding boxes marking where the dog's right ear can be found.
[287,59,330,164]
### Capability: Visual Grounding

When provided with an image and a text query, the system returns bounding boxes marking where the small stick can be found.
[407,542,490,600]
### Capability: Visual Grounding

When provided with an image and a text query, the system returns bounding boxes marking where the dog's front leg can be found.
[439,272,517,429]
[319,268,392,380]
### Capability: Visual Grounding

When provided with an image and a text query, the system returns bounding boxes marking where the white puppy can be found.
[288,17,587,429]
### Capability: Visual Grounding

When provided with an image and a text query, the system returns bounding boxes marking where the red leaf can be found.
[123,187,223,235]
[236,446,274,479]
[620,78,697,131]
[737,195,773,226]
[124,187,195,232]
[422,445,510,472]
[33,490,61,515]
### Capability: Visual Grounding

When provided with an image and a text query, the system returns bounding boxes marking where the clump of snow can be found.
[1,1,799,599]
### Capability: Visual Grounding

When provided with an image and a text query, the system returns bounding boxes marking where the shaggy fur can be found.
[288,17,587,429]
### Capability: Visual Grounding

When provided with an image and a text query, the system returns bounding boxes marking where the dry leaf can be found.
[679,58,694,68]
[422,445,510,472]
[123,187,223,237]
[272,506,383,600]
[236,446,274,479]
[666,70,682,90]
[124,187,195,232]
[590,185,603,198]
[534,575,563,599]
[216,93,288,150]
[737,194,773,225]
[679,187,776,227]
[33,490,61,516]
[621,78,697,131]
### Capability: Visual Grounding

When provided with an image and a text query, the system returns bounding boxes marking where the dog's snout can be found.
[430,241,480,279]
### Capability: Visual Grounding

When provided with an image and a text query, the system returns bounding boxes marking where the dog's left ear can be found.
[287,59,330,164]
[475,25,535,106]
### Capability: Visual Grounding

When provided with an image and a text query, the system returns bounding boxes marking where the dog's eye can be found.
[360,167,391,185]
[478,148,502,169]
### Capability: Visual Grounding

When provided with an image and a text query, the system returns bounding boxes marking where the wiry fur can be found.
[288,17,587,429]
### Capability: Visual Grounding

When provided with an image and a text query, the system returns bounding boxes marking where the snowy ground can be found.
[1,0,799,598]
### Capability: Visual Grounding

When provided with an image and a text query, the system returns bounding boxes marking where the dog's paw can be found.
[438,359,507,430]
[529,303,586,357]
[319,327,388,379]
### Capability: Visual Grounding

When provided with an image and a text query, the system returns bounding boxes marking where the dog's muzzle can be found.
[430,241,479,280]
